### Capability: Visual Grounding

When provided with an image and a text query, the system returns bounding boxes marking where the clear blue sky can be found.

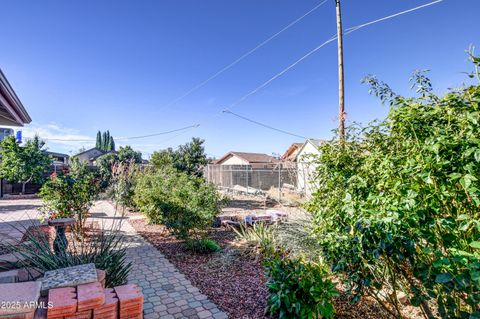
[1,0,479,158]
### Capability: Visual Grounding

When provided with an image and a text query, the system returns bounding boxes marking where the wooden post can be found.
[335,0,345,143]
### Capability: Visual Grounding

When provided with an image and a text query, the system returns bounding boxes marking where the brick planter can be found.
[47,283,143,319]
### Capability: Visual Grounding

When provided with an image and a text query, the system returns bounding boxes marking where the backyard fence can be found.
[0,164,69,197]
[204,164,303,203]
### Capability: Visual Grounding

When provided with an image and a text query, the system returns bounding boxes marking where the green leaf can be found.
[469,241,480,249]
[475,150,480,163]
[435,273,453,284]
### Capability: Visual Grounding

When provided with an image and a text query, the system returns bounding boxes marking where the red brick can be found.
[0,312,35,319]
[113,285,143,312]
[47,287,77,318]
[77,282,105,312]
[64,309,92,319]
[93,289,117,316]
[94,313,117,319]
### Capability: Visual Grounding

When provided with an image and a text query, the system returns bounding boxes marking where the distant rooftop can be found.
[215,151,278,164]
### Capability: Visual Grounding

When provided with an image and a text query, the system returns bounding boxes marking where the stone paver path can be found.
[0,199,228,319]
[90,201,228,319]
[0,199,41,244]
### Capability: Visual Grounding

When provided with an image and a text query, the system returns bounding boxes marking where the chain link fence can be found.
[204,164,305,204]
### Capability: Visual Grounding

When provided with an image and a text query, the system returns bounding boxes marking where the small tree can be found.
[96,145,142,188]
[40,160,99,231]
[96,131,102,149]
[0,135,51,194]
[150,137,207,176]
[96,130,116,152]
[108,136,115,151]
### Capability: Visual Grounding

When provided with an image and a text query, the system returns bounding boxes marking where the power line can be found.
[116,124,200,140]
[158,0,329,110]
[224,0,444,111]
[25,124,200,142]
[222,109,310,139]
[218,0,444,138]
[227,36,338,109]
[345,0,444,34]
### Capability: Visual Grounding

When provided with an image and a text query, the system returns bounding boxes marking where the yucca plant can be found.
[3,221,131,287]
[233,222,276,257]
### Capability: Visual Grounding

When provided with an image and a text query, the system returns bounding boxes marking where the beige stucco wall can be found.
[296,142,321,197]
[221,155,249,165]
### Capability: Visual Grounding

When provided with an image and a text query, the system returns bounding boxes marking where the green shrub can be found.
[264,253,338,319]
[306,52,480,318]
[40,162,98,230]
[186,238,221,253]
[133,167,220,240]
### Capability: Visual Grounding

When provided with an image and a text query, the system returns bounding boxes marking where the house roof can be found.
[73,147,105,158]
[215,151,279,164]
[0,69,32,126]
[308,139,324,147]
[92,150,117,161]
[44,151,70,158]
[281,142,303,161]
[295,139,327,160]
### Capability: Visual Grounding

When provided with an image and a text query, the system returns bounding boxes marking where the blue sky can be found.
[1,0,479,159]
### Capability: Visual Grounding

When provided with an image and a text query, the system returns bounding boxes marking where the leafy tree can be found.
[117,145,142,163]
[96,130,115,152]
[96,145,142,188]
[96,131,102,149]
[0,135,51,194]
[108,136,115,152]
[102,131,108,150]
[151,137,207,176]
[40,159,99,231]
[150,148,175,168]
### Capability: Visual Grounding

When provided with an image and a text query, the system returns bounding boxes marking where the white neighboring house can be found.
[296,139,324,197]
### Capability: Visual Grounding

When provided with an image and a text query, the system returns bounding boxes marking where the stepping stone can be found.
[47,287,77,318]
[0,281,41,318]
[76,281,105,312]
[0,269,19,283]
[41,263,97,292]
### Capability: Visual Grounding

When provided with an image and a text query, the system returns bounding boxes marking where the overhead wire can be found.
[218,0,445,138]
[222,110,310,139]
[158,0,329,110]
[24,124,200,142]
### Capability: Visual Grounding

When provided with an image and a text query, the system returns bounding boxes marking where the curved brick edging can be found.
[91,201,228,319]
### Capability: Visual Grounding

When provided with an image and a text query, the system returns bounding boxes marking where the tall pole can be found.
[335,0,345,143]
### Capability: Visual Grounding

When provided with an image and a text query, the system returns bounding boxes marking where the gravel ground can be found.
[129,194,422,319]
[130,219,270,319]
[130,218,400,319]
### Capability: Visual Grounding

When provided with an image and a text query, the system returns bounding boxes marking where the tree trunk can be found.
[21,182,26,195]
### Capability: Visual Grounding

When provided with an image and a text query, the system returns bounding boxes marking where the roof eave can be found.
[0,69,32,126]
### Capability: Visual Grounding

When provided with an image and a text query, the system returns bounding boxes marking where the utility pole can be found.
[335,0,345,143]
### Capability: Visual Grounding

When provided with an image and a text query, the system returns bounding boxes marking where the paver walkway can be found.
[90,201,228,319]
[0,199,228,319]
